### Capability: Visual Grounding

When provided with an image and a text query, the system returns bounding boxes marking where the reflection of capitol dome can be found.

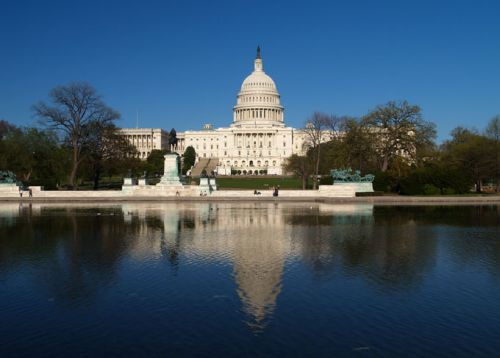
[232,46,285,128]
[232,225,287,330]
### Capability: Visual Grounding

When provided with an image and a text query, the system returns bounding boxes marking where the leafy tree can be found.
[0,119,16,140]
[284,154,314,189]
[85,123,137,189]
[147,149,169,176]
[362,100,436,172]
[486,115,500,192]
[441,127,492,192]
[33,82,120,189]
[0,127,68,188]
[182,146,196,175]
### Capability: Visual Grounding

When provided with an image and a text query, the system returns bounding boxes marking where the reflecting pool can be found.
[0,202,499,356]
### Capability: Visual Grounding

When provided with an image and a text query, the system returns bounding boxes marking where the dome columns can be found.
[233,108,284,122]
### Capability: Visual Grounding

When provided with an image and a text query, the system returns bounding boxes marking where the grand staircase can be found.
[190,158,219,177]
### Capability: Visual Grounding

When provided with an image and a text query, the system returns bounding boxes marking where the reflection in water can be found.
[0,202,499,334]
[121,202,297,329]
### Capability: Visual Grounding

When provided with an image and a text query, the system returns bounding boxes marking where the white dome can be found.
[232,47,285,128]
[241,71,277,92]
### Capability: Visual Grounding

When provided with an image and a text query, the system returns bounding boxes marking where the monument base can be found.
[123,178,137,186]
[0,183,21,197]
[318,182,374,197]
[198,177,217,196]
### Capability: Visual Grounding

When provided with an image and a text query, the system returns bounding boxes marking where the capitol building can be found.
[122,48,313,175]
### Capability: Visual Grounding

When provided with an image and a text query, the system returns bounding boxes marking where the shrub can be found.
[423,184,441,195]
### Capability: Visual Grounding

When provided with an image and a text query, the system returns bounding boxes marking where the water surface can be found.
[0,202,499,357]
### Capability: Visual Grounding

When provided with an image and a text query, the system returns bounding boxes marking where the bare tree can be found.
[283,154,314,189]
[362,100,436,172]
[302,112,336,189]
[33,83,120,189]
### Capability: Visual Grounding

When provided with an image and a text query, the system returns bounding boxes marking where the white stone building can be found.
[176,47,311,175]
[119,128,169,159]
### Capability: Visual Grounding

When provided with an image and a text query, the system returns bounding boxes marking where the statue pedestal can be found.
[335,182,374,193]
[157,153,183,188]
[198,177,218,196]
[123,177,137,186]
[0,183,21,197]
[318,182,374,197]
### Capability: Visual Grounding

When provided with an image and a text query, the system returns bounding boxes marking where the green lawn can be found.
[215,177,304,190]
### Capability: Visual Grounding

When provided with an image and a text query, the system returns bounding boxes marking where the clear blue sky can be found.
[1,0,499,141]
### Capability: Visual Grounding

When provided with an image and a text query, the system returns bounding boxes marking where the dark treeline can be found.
[0,83,179,190]
[286,101,500,194]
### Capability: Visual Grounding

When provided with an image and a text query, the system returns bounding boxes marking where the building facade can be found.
[176,47,312,175]
[119,128,169,159]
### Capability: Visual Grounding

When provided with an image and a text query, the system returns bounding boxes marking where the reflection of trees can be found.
[0,205,144,305]
[434,205,500,277]
[289,205,438,290]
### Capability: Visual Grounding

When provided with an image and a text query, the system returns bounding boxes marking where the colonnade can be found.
[233,108,283,122]
[233,132,277,149]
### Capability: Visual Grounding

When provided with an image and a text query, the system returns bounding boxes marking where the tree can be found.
[362,100,436,172]
[0,119,16,140]
[183,146,196,175]
[147,149,169,176]
[85,122,137,189]
[302,112,336,189]
[0,127,68,188]
[442,127,492,193]
[486,115,500,192]
[33,82,120,189]
[284,154,314,189]
[338,118,377,172]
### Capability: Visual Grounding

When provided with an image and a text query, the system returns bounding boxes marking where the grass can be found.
[215,176,304,190]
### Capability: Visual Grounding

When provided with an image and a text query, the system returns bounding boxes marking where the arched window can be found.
[249,160,254,166]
